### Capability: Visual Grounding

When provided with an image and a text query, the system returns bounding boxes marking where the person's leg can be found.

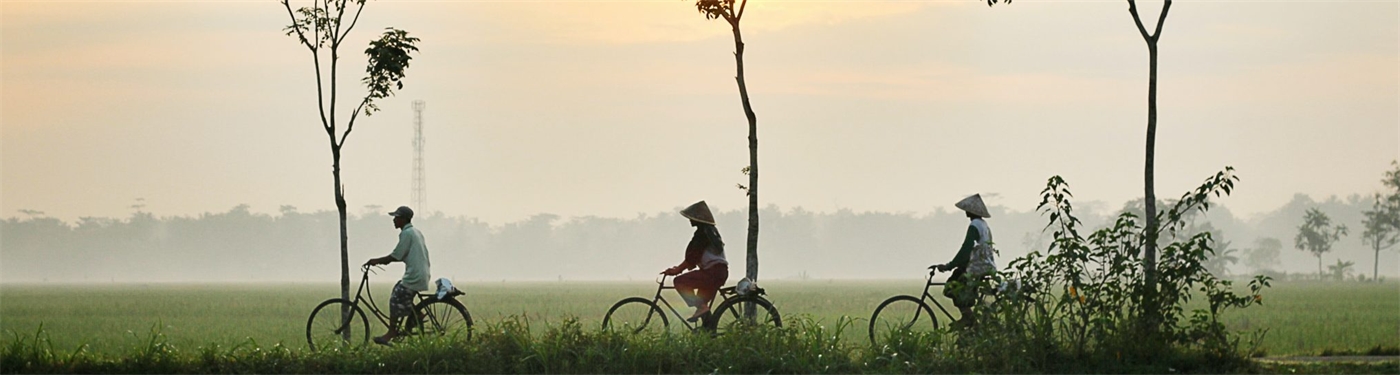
[948,269,977,328]
[377,281,415,345]
[696,265,728,307]
[674,271,702,308]
[690,266,728,320]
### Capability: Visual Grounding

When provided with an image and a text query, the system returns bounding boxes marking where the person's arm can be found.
[366,254,399,266]
[367,230,412,266]
[940,225,979,271]
[664,233,705,274]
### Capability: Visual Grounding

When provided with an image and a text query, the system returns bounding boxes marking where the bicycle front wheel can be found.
[406,299,473,341]
[707,296,781,334]
[868,295,938,347]
[306,299,369,351]
[602,297,669,334]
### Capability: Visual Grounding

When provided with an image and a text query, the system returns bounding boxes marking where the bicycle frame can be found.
[349,265,441,331]
[915,270,959,324]
[647,274,733,332]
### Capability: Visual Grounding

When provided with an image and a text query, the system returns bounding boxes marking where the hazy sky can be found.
[3,0,1397,225]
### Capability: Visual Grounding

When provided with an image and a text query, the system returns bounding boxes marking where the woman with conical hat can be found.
[935,193,994,328]
[662,201,729,321]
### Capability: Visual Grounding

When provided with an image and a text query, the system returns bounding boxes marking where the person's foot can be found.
[373,333,396,346]
[686,305,711,322]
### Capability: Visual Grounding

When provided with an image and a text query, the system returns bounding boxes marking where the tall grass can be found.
[6,315,1395,374]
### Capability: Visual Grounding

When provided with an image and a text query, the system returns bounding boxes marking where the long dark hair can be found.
[697,223,724,254]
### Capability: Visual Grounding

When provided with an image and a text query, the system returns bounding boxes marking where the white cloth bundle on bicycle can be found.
[434,278,457,300]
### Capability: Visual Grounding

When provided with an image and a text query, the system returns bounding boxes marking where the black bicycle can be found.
[306,264,472,350]
[602,274,781,334]
[868,266,959,346]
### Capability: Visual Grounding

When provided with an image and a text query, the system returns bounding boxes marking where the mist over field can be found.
[3,192,1392,283]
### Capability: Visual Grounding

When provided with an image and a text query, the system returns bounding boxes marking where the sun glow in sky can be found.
[2,0,1396,224]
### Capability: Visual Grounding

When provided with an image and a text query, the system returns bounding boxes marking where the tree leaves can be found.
[361,28,420,116]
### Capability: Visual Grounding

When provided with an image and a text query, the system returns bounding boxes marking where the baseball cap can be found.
[388,206,414,219]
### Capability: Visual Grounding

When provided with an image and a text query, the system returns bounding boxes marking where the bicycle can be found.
[602,274,781,334]
[867,265,960,346]
[305,264,473,350]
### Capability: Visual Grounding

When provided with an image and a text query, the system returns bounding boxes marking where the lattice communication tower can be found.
[411,100,426,212]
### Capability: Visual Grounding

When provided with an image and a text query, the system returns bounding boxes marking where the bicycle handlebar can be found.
[927,264,945,276]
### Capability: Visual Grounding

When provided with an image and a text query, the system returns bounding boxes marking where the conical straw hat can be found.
[955,194,991,218]
[680,201,716,225]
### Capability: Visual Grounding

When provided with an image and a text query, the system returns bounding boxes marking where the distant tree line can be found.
[1,195,1389,283]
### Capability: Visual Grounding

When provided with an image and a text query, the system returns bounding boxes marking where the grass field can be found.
[1,280,1395,357]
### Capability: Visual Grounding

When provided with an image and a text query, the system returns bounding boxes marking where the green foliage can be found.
[360,28,420,116]
[1294,208,1349,276]
[694,0,740,22]
[1326,259,1356,282]
[967,167,1269,367]
[1362,161,1400,281]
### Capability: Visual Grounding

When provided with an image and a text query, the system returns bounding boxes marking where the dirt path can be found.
[1256,356,1400,363]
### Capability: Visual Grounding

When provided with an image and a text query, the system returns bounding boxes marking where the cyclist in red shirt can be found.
[662,201,729,321]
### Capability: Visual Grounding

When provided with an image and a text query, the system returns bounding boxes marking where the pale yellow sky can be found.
[2,0,1397,224]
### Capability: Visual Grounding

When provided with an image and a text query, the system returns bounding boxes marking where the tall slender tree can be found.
[281,0,420,317]
[1361,161,1400,281]
[693,0,760,283]
[1127,0,1172,291]
[1295,208,1348,278]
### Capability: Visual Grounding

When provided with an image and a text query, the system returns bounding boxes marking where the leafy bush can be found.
[959,168,1270,370]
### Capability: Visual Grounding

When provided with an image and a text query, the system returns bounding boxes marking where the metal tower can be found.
[411,100,426,212]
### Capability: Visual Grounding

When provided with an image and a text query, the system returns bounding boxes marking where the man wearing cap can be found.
[662,201,729,321]
[935,194,994,328]
[365,205,431,345]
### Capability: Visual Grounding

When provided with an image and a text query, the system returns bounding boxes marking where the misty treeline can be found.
[1,194,1390,283]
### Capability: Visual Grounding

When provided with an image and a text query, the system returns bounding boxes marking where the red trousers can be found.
[675,264,728,307]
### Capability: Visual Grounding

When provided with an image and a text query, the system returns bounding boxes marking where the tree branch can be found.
[1152,0,1172,42]
[1126,0,1152,42]
[284,0,333,133]
[330,0,348,48]
[341,98,369,147]
[340,0,368,44]
[281,0,314,50]
[736,0,748,21]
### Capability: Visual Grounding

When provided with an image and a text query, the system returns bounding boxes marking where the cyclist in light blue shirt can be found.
[365,205,431,345]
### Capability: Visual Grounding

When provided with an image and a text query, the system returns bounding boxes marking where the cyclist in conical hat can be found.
[662,201,729,321]
[934,194,993,328]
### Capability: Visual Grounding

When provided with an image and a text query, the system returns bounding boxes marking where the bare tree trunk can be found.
[331,149,351,341]
[1143,40,1159,288]
[1128,0,1171,335]
[1375,245,1380,282]
[730,21,759,284]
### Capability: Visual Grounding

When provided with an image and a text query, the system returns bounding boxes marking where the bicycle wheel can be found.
[602,297,669,334]
[306,299,369,351]
[707,296,781,334]
[405,299,473,341]
[868,295,939,347]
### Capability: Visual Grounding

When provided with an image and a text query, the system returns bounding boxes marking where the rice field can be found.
[0,280,1395,357]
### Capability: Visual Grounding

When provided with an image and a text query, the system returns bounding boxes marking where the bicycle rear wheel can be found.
[707,296,781,334]
[602,297,669,334]
[306,299,369,351]
[405,299,473,341]
[868,295,939,347]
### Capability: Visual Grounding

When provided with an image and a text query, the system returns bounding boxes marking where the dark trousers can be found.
[943,267,980,309]
[675,264,728,307]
